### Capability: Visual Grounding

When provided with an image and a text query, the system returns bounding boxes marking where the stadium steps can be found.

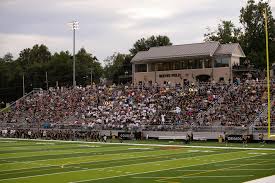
[195,84,236,126]
[0,88,41,113]
[251,95,275,127]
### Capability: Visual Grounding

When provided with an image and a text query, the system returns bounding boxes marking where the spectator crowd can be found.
[0,80,272,132]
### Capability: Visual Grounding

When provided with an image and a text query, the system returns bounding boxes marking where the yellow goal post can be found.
[264,8,275,138]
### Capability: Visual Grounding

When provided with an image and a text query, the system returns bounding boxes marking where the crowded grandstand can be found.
[0,79,274,142]
[1,0,275,182]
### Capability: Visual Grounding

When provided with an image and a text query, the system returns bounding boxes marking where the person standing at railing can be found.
[259,133,265,144]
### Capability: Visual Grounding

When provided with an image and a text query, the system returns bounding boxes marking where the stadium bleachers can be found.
[0,80,272,133]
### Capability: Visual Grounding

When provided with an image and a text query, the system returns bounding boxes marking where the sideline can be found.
[1,137,275,151]
[244,175,275,183]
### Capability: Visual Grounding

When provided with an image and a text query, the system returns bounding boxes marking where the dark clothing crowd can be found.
[0,80,273,132]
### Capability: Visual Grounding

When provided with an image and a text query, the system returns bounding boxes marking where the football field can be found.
[0,138,275,183]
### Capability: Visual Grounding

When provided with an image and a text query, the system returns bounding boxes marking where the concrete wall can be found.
[100,130,221,140]
[133,67,231,85]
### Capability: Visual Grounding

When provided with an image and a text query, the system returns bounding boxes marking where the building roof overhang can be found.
[131,42,246,64]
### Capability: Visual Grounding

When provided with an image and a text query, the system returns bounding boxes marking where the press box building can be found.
[131,41,246,85]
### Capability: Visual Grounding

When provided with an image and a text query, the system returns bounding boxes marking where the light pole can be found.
[45,71,48,90]
[91,68,93,86]
[69,21,79,88]
[22,73,25,96]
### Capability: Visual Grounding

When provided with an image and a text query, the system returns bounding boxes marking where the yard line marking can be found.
[0,150,219,176]
[249,158,275,160]
[0,150,195,173]
[154,160,270,183]
[0,146,146,161]
[0,145,135,156]
[176,168,275,171]
[0,150,253,182]
[68,154,262,183]
[133,175,255,179]
[244,175,275,183]
[2,137,275,151]
[128,148,152,150]
[176,170,208,172]
[216,162,275,166]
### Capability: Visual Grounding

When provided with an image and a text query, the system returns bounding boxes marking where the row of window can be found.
[135,57,230,72]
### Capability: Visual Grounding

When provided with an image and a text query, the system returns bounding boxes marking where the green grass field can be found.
[0,138,275,183]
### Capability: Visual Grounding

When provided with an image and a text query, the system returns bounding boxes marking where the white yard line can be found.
[154,160,269,183]
[0,149,194,172]
[176,168,274,171]
[69,155,260,183]
[0,146,140,160]
[1,137,275,151]
[0,151,208,175]
[0,138,274,182]
[132,175,255,179]
[216,162,275,166]
[244,175,275,183]
[0,150,257,182]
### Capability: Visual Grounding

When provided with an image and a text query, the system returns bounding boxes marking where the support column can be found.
[211,58,214,81]
[132,64,135,85]
[229,57,233,83]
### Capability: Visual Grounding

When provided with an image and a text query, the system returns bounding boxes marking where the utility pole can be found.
[90,68,93,86]
[68,21,79,88]
[22,73,25,96]
[45,71,49,90]
[73,27,76,87]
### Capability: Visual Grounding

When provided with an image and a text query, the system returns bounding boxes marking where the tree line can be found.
[0,35,172,103]
[204,0,275,68]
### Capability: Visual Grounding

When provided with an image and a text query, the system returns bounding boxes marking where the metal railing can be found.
[0,88,42,113]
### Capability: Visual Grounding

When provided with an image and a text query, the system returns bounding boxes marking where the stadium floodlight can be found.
[68,21,79,88]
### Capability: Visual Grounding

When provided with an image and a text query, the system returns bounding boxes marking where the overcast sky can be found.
[0,0,275,63]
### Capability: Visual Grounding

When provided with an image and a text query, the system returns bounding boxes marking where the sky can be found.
[0,0,275,63]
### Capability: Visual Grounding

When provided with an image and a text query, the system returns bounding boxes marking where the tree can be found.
[18,44,51,67]
[129,35,172,56]
[46,51,72,87]
[3,52,14,62]
[104,35,172,83]
[30,44,51,63]
[0,45,103,102]
[75,48,103,85]
[18,48,32,67]
[204,20,242,44]
[104,53,132,83]
[240,0,275,68]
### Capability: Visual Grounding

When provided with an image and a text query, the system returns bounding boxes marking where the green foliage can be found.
[204,20,243,44]
[75,48,103,86]
[2,52,14,62]
[240,0,275,68]
[0,45,103,103]
[104,35,172,83]
[104,53,132,83]
[205,0,275,68]
[129,35,172,56]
